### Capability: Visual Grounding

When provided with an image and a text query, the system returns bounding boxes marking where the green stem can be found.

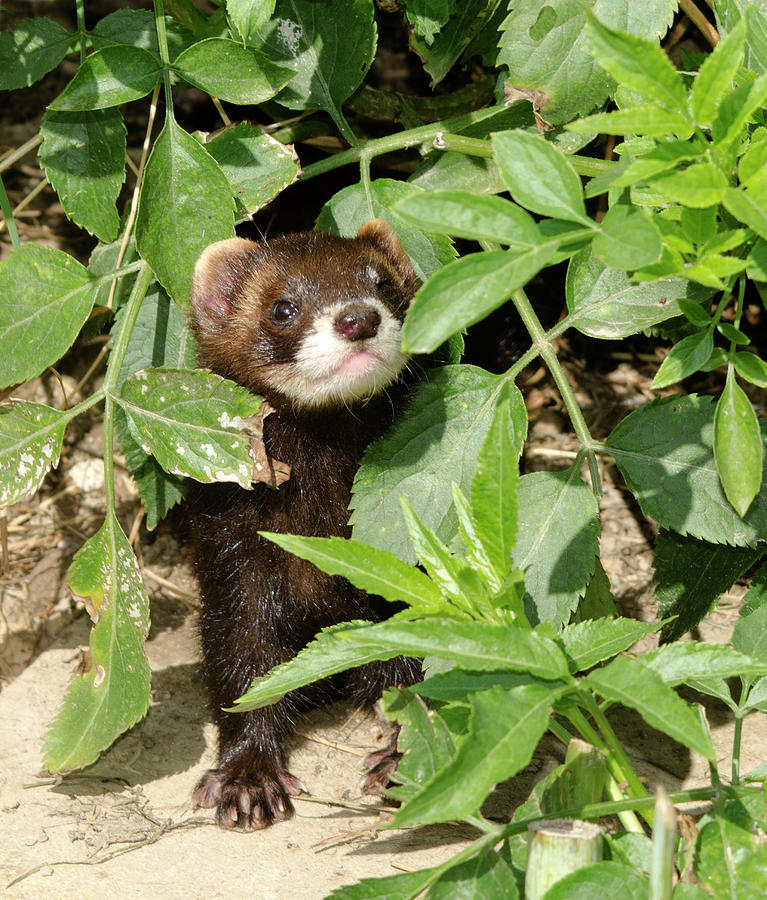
[75,0,87,64]
[328,105,359,147]
[0,173,19,249]
[102,262,153,397]
[360,149,374,218]
[549,718,576,746]
[298,104,518,182]
[152,0,175,121]
[732,708,743,784]
[509,288,603,496]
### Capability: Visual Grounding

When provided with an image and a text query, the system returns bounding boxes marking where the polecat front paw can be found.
[193,754,304,829]
[360,731,403,795]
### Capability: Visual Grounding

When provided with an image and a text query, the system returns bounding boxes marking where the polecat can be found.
[185,220,422,829]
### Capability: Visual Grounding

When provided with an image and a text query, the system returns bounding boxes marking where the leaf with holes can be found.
[0,401,68,509]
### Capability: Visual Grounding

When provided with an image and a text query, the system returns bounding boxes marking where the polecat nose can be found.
[334,307,381,341]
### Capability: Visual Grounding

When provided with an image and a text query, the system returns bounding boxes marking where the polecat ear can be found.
[189,237,260,334]
[356,218,416,286]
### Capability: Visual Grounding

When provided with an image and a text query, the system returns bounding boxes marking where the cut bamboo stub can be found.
[524,818,603,900]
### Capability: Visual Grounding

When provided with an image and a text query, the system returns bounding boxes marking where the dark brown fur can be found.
[185,222,421,829]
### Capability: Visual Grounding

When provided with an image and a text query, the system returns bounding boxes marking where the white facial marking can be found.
[279,297,408,408]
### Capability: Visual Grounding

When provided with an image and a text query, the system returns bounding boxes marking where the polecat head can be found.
[189,220,419,410]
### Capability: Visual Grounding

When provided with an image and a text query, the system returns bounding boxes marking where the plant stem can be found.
[102,262,154,397]
[649,786,676,900]
[152,0,176,121]
[732,708,743,784]
[509,288,603,496]
[0,174,20,249]
[75,0,87,65]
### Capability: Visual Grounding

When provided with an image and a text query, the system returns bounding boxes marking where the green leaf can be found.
[610,140,705,191]
[40,107,126,243]
[393,190,541,247]
[585,655,715,760]
[692,18,745,125]
[402,0,456,45]
[717,323,750,345]
[135,116,235,304]
[607,395,767,546]
[739,129,767,186]
[649,162,728,208]
[741,560,767,617]
[568,105,693,137]
[0,245,97,389]
[695,817,767,899]
[566,248,712,339]
[235,617,571,711]
[117,368,261,487]
[641,642,767,686]
[734,600,767,664]
[544,862,647,900]
[410,0,496,86]
[514,468,600,628]
[0,16,71,89]
[48,45,161,111]
[0,401,67,508]
[681,206,718,246]
[350,366,511,564]
[492,130,589,224]
[203,122,298,215]
[260,533,444,614]
[651,329,714,389]
[653,529,760,642]
[394,682,564,826]
[327,865,443,900]
[90,8,193,60]
[172,38,292,104]
[43,514,151,771]
[250,0,375,115]
[584,12,688,115]
[316,179,456,283]
[734,352,767,388]
[723,185,767,241]
[429,849,519,899]
[714,368,764,516]
[471,384,523,581]
[592,204,662,270]
[557,618,660,673]
[713,72,767,147]
[227,0,276,40]
[402,247,555,354]
[498,1,679,126]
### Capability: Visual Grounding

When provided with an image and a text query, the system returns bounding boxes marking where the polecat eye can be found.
[376,277,398,304]
[271,299,299,324]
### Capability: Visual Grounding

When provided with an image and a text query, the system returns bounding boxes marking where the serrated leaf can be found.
[741,560,767,616]
[394,682,564,826]
[607,395,767,546]
[653,529,760,642]
[410,0,496,86]
[204,123,298,215]
[723,186,767,240]
[492,131,589,224]
[250,0,375,115]
[610,140,705,191]
[117,368,260,487]
[568,105,693,137]
[402,0,456,45]
[394,190,541,247]
[172,38,292,105]
[713,72,767,146]
[135,116,235,304]
[48,45,161,111]
[514,468,600,628]
[650,162,728,209]
[584,12,688,115]
[498,1,679,126]
[0,17,70,90]
[43,514,150,771]
[592,204,662,270]
[235,616,571,710]
[40,107,126,243]
[739,130,767,186]
[470,384,523,581]
[90,8,194,60]
[327,865,442,900]
[0,401,67,508]
[557,618,659,673]
[350,366,508,564]
[402,248,555,355]
[260,533,444,613]
[692,17,745,125]
[429,849,519,899]
[316,179,455,283]
[651,329,714,389]
[714,368,763,516]
[0,245,97,389]
[585,655,715,760]
[641,642,767,685]
[566,248,712,339]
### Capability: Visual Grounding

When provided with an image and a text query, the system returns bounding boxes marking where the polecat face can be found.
[189,220,419,410]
